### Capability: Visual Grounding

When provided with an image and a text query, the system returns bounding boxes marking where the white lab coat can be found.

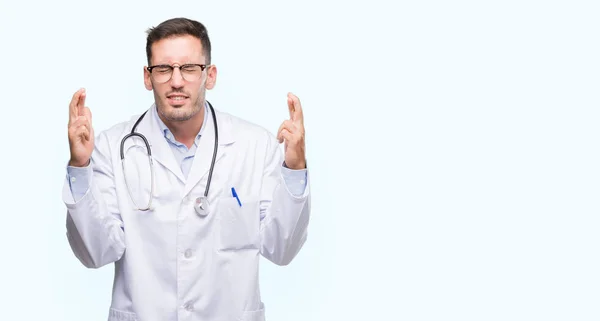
[62,105,311,321]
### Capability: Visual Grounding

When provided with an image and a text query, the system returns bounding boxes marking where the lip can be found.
[167,95,189,106]
[167,93,189,98]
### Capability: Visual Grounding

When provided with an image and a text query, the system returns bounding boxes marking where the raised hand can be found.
[68,88,94,167]
[277,92,306,170]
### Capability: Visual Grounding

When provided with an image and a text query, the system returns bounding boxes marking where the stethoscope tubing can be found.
[120,101,218,212]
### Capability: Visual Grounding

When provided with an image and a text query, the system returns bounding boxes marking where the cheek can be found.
[152,83,170,96]
[190,83,205,96]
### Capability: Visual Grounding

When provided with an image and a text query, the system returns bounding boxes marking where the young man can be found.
[64,17,310,321]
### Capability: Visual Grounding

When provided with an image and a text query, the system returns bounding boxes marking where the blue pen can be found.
[231,187,242,207]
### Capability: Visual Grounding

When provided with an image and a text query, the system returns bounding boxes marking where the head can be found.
[143,18,217,122]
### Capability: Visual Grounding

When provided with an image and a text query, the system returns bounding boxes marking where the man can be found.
[63,17,310,321]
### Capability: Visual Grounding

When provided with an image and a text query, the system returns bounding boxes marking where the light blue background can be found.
[0,0,599,320]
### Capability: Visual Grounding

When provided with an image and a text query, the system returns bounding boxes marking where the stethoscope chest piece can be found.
[194,196,210,217]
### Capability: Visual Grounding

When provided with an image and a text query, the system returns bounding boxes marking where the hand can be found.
[277,92,306,170]
[68,88,94,167]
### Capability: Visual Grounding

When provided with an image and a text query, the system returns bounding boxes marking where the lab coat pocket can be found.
[217,196,260,251]
[108,308,138,321]
[239,303,265,321]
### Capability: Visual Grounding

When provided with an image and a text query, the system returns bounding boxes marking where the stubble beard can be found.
[155,90,204,123]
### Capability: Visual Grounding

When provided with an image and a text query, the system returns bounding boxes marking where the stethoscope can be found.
[120,101,218,217]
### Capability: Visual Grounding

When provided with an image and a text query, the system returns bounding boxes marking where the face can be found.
[144,35,217,122]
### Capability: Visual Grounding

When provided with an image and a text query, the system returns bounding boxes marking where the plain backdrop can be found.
[0,0,599,320]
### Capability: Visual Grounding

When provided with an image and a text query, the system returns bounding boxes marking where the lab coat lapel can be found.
[133,106,186,183]
[183,108,234,197]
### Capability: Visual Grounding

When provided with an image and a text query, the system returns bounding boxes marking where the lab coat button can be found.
[70,177,76,183]
[184,249,193,258]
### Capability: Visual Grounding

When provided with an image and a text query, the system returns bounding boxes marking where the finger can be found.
[284,119,304,136]
[82,106,92,123]
[277,120,296,142]
[282,119,296,132]
[70,116,91,139]
[288,92,303,124]
[279,129,293,144]
[77,91,87,118]
[74,124,91,141]
[277,122,286,143]
[69,88,85,121]
[77,121,91,138]
[70,115,90,129]
[287,95,294,120]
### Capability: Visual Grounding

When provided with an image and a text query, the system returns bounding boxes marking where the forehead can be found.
[150,35,205,64]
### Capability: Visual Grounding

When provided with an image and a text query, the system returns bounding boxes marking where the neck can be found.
[160,106,205,149]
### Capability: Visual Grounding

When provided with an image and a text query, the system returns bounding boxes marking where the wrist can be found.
[69,158,90,167]
[283,160,306,170]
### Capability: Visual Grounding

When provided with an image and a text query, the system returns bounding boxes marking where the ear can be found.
[143,66,152,91]
[205,65,217,90]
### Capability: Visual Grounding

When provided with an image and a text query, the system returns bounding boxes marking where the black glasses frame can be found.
[146,63,209,73]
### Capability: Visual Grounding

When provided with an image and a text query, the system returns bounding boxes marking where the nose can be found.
[169,67,185,87]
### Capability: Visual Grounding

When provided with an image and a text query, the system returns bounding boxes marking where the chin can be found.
[159,102,199,122]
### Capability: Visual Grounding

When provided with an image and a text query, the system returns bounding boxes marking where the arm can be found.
[63,131,125,269]
[63,88,125,269]
[259,134,311,266]
[258,92,311,265]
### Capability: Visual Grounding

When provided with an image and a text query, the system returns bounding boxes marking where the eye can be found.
[181,65,201,73]
[153,66,171,73]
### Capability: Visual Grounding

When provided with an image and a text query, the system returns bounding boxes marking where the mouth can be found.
[166,94,189,106]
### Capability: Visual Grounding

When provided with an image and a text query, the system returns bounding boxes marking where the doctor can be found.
[63,17,310,321]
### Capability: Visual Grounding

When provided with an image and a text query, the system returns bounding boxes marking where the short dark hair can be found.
[145,17,212,65]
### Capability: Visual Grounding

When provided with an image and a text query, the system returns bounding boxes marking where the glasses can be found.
[147,63,209,83]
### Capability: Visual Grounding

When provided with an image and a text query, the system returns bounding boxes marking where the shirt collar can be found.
[153,101,208,147]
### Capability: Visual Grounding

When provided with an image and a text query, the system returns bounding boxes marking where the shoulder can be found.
[214,109,278,145]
